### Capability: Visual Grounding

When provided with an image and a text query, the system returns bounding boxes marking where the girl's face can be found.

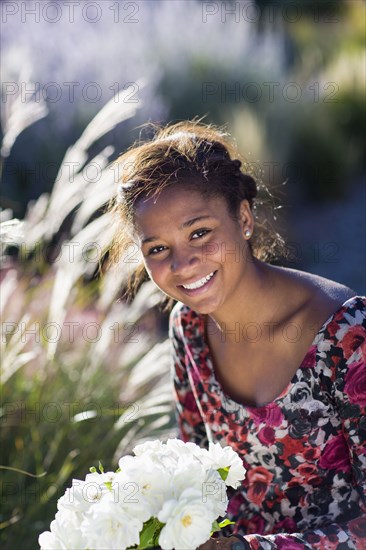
[134,185,253,315]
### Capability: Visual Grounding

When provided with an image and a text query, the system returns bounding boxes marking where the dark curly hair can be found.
[107,120,286,311]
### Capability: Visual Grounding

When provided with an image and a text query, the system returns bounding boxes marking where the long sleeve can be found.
[241,300,366,550]
[169,304,209,448]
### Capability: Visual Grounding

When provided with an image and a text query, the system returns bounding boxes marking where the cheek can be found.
[143,261,166,284]
[205,238,246,266]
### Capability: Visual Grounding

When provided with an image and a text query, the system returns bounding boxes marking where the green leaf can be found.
[98,461,104,474]
[138,517,164,549]
[218,519,235,528]
[210,518,236,536]
[217,466,230,481]
[89,466,97,473]
[210,520,220,535]
[152,519,163,547]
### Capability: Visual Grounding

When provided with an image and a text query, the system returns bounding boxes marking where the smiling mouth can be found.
[179,271,217,290]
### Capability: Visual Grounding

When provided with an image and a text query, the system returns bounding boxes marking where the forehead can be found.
[134,185,227,235]
[135,185,227,220]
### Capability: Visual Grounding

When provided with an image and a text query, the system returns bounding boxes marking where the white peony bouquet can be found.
[38,438,246,550]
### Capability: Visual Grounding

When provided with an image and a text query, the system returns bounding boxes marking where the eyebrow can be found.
[141,215,214,245]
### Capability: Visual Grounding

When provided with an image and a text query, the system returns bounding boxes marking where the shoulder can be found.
[273,266,360,323]
[300,274,366,334]
[261,265,365,351]
[277,266,356,302]
[303,272,356,306]
[301,272,366,341]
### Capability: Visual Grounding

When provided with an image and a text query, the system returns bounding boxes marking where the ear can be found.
[238,200,254,238]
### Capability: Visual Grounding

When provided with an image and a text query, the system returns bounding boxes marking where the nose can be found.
[170,246,200,275]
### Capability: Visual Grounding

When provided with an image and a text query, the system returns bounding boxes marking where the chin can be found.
[183,299,220,316]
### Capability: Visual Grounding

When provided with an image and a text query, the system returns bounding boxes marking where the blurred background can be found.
[1,0,365,548]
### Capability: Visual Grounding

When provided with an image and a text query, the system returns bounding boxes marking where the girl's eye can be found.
[148,245,166,256]
[147,229,211,256]
[191,228,211,239]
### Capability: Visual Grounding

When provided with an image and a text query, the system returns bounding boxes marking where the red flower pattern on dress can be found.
[247,466,274,505]
[299,345,317,369]
[277,434,306,465]
[294,462,320,484]
[275,535,305,549]
[273,518,297,533]
[349,515,366,538]
[319,434,352,473]
[303,446,321,462]
[183,391,198,412]
[248,404,284,427]
[170,296,366,549]
[241,515,266,537]
[342,325,366,360]
[257,426,276,446]
[344,359,366,406]
[326,319,341,338]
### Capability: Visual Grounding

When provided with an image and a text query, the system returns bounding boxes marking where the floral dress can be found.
[169,295,366,549]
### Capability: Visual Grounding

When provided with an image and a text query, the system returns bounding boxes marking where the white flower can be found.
[117,453,136,470]
[133,438,206,469]
[85,470,116,484]
[204,442,246,488]
[112,469,163,521]
[38,509,86,550]
[158,488,216,550]
[80,494,142,550]
[39,439,245,548]
[166,439,213,473]
[201,467,228,518]
[38,530,61,550]
[120,444,177,477]
[170,459,227,516]
[166,438,205,459]
[133,439,166,456]
[170,460,206,497]
[117,453,173,515]
[57,475,109,516]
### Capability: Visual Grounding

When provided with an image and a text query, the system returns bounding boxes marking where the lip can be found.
[178,270,218,297]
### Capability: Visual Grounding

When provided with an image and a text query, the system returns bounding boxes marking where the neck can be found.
[205,259,280,345]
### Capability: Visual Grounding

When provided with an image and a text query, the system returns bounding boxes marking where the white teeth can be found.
[182,271,215,290]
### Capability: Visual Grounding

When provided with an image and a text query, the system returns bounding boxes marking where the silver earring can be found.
[244,229,251,238]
